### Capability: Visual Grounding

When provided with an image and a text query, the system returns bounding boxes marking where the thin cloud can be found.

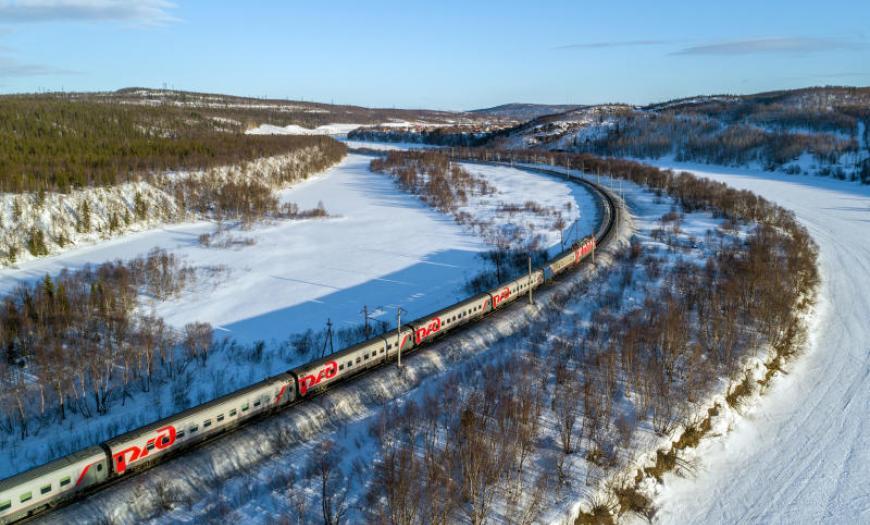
[0,55,78,76]
[555,39,671,50]
[673,37,863,56]
[0,0,178,25]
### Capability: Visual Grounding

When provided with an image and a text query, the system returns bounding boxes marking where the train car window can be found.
[161,435,172,445]
[177,430,186,439]
[97,464,103,471]
[387,343,392,349]
[190,424,199,433]
[0,500,10,511]
[20,492,31,503]
[241,403,249,412]
[40,485,51,495]
[217,415,225,422]
[203,420,212,428]
[381,348,385,354]
[364,353,369,359]
[230,409,237,417]
[254,400,261,408]
[60,476,71,487]
[339,364,344,370]
[356,357,361,364]
[146,442,155,451]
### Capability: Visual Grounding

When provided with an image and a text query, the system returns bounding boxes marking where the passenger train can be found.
[0,166,614,524]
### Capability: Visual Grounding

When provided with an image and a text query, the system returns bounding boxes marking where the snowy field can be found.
[0,153,599,478]
[646,161,870,525]
[245,123,363,136]
[0,154,592,345]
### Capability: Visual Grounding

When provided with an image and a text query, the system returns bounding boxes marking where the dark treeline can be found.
[359,148,819,523]
[371,151,495,213]
[0,97,346,193]
[0,249,211,438]
[570,112,860,175]
[349,126,495,147]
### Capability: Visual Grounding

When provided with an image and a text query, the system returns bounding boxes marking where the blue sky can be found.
[0,0,868,110]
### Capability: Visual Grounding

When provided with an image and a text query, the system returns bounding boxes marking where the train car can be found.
[104,373,293,476]
[487,271,544,311]
[0,446,109,524]
[292,336,387,397]
[547,236,595,278]
[384,325,416,360]
[406,293,491,346]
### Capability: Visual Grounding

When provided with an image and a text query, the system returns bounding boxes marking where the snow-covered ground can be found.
[0,155,591,345]
[0,153,598,478]
[245,123,363,136]
[647,161,870,525]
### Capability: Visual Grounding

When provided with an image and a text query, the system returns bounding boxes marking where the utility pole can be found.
[361,305,369,338]
[320,318,334,358]
[528,255,534,305]
[396,307,407,368]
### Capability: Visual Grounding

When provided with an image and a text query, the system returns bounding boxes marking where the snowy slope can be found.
[647,162,870,525]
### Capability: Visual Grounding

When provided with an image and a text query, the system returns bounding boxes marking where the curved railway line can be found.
[0,158,621,524]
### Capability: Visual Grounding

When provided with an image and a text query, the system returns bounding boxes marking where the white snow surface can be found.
[647,161,870,525]
[245,123,363,136]
[0,155,590,346]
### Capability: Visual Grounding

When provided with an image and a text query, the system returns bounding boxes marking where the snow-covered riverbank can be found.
[648,161,870,525]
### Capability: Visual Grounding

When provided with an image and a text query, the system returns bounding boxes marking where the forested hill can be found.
[0,96,345,192]
[0,88,498,193]
[490,86,870,183]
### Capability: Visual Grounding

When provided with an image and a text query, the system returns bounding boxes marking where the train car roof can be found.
[404,292,491,329]
[291,333,396,374]
[104,371,292,447]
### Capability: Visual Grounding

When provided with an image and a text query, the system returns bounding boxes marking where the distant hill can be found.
[487,86,870,183]
[98,88,485,129]
[470,103,585,121]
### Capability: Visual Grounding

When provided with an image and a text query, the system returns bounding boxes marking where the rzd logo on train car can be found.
[415,317,442,344]
[113,425,177,474]
[299,361,338,395]
[491,287,511,309]
[574,239,595,263]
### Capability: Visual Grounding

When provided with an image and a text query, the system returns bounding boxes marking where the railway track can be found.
[5,156,620,524]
